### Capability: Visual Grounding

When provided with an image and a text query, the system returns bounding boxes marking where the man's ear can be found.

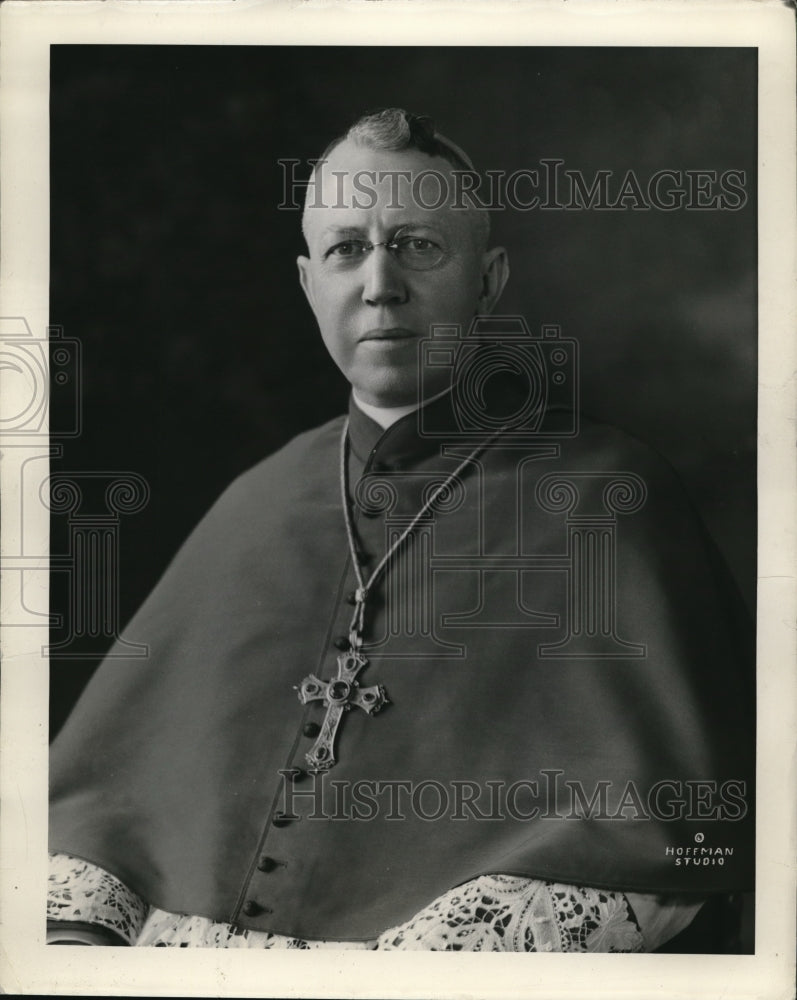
[477,247,510,315]
[297,255,315,312]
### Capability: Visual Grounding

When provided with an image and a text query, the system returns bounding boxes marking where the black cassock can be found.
[50,388,754,942]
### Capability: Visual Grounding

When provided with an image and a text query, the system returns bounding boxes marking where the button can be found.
[257,856,277,873]
[272,812,292,828]
[303,722,320,738]
[334,635,350,651]
[242,900,262,917]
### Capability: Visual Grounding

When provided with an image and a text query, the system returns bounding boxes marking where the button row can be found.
[242,725,322,922]
[243,846,286,918]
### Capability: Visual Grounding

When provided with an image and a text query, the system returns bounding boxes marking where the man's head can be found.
[297,108,509,408]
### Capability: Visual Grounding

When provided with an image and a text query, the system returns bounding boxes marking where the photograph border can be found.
[1,1,794,997]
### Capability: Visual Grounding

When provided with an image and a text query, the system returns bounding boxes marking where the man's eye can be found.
[326,241,367,259]
[395,236,437,253]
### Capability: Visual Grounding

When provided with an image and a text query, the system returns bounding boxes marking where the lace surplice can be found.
[48,852,662,952]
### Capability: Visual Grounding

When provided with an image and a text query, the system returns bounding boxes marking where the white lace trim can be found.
[375,875,644,952]
[48,853,644,951]
[48,852,150,945]
[136,910,373,949]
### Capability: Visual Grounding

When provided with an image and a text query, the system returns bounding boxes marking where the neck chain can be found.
[296,417,501,771]
[339,418,491,646]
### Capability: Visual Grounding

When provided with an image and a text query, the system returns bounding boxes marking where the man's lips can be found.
[359,328,418,342]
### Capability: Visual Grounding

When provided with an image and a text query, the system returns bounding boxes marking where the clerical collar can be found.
[347,387,460,470]
[347,377,573,470]
[351,393,419,430]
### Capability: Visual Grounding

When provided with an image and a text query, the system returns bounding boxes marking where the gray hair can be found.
[303,107,490,250]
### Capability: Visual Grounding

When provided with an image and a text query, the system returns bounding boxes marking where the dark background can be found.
[49,45,757,737]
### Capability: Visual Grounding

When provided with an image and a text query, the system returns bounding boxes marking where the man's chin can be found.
[353,389,419,409]
[350,361,453,411]
[351,380,418,409]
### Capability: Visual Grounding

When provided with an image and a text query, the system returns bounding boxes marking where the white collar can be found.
[351,392,420,430]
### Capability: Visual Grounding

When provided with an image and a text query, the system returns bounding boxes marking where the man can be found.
[48,109,754,951]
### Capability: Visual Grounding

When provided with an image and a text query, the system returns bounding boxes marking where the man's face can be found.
[297,140,507,408]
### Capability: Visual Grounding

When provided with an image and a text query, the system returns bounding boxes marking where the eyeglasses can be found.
[321,230,447,272]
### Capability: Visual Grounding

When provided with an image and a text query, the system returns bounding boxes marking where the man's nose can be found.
[361,246,408,305]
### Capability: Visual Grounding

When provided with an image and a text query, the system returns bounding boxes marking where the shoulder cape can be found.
[50,392,755,941]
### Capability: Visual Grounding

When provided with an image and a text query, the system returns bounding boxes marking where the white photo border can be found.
[1,1,794,997]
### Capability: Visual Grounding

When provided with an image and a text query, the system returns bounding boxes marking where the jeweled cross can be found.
[297,649,388,771]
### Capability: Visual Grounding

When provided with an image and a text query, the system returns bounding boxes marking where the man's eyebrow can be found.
[321,226,366,238]
[320,222,443,237]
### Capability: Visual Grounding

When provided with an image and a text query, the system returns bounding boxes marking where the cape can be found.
[50,389,755,941]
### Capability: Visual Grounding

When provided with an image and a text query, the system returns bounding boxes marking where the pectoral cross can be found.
[297,649,389,771]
